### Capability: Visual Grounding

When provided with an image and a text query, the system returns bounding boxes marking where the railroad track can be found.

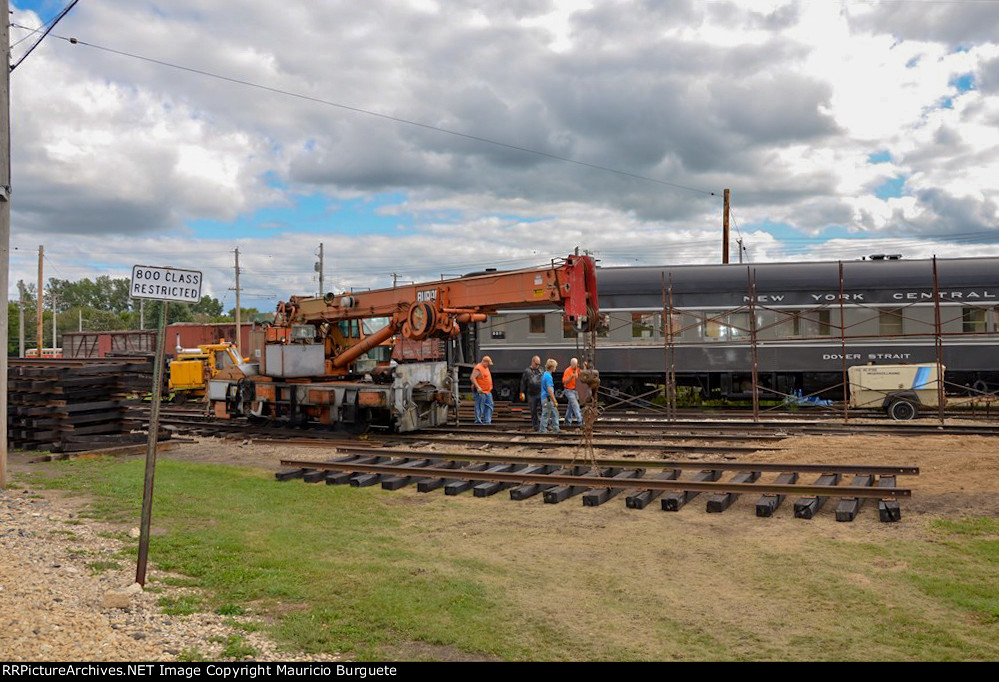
[131,403,999,442]
[135,406,790,454]
[463,411,999,437]
[276,452,915,522]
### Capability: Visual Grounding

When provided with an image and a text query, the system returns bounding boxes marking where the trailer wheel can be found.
[888,399,917,421]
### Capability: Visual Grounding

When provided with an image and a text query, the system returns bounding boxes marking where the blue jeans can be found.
[540,398,560,433]
[564,389,582,424]
[474,391,494,424]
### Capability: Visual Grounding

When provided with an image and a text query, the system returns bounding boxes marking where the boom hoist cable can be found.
[570,321,602,472]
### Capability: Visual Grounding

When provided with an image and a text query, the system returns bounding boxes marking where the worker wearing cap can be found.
[539,358,560,434]
[470,355,494,424]
[562,357,582,426]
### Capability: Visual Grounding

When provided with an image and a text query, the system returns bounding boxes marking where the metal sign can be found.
[131,262,201,585]
[131,265,203,303]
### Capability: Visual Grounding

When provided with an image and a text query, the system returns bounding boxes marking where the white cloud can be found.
[7,0,999,308]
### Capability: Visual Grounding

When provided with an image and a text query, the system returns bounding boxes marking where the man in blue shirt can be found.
[539,358,560,434]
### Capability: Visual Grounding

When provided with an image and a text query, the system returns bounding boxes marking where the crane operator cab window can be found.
[214,349,235,370]
[362,318,393,364]
[338,320,362,339]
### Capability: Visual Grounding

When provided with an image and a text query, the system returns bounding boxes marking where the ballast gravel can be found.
[0,486,340,662]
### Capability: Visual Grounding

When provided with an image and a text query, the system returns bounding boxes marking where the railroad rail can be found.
[130,397,999,440]
[277,454,915,522]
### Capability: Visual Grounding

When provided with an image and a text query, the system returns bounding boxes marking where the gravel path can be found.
[0,483,340,662]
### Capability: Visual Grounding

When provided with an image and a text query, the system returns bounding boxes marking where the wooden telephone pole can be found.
[36,244,43,350]
[1,0,10,487]
[233,248,241,357]
[722,188,731,264]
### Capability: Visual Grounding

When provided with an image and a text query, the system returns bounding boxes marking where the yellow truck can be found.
[168,340,253,402]
[848,363,945,420]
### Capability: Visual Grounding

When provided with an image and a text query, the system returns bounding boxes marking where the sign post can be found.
[130,265,202,586]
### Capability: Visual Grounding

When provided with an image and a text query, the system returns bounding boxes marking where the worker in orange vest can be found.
[562,357,582,425]
[470,356,494,424]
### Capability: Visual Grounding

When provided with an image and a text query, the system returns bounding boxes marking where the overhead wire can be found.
[10,13,58,49]
[10,1,80,72]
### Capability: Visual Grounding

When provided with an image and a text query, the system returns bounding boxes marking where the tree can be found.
[142,301,195,326]
[191,295,224,318]
[47,276,133,314]
[227,306,261,320]
[7,302,20,356]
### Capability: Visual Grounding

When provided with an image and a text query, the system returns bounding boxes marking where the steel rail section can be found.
[279,459,914,497]
[313,447,919,475]
[388,433,778,453]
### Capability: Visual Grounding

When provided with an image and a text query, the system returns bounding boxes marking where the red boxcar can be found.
[61,323,254,359]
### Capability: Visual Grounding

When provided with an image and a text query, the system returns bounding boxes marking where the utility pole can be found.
[51,292,57,351]
[392,273,398,288]
[1,0,11,487]
[18,281,24,357]
[316,242,324,297]
[233,247,241,357]
[36,244,43,351]
[737,238,744,264]
[722,188,730,265]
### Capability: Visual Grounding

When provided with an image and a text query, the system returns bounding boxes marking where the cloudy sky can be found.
[8,0,999,311]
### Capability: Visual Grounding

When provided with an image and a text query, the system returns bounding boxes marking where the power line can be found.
[9,1,79,72]
[24,28,720,198]
[10,14,58,50]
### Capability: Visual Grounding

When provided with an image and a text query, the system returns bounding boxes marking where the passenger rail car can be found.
[478,257,999,401]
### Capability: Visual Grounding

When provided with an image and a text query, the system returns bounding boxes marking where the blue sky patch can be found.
[743,220,851,243]
[14,1,59,14]
[875,175,907,200]
[950,73,975,93]
[187,192,415,238]
[868,150,892,164]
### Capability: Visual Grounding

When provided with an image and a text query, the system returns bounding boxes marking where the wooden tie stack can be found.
[7,359,158,453]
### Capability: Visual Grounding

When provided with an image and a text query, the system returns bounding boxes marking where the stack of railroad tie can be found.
[7,359,158,453]
[278,453,916,522]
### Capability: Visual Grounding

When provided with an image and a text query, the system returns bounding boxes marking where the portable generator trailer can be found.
[848,363,945,420]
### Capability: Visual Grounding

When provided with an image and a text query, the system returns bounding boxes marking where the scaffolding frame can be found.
[651,257,999,423]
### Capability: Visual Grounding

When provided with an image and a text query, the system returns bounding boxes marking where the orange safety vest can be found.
[562,366,579,390]
[473,363,493,392]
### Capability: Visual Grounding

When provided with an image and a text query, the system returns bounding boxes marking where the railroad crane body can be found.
[210,255,598,432]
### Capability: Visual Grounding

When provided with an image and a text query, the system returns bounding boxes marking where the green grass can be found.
[213,634,258,659]
[158,594,204,616]
[23,458,999,661]
[177,647,209,662]
[86,560,123,575]
[28,459,522,659]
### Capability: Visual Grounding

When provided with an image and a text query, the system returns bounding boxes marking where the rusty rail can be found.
[279,457,914,499]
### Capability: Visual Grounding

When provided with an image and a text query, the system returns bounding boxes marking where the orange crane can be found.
[210,254,599,432]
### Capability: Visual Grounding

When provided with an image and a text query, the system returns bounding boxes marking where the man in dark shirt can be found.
[519,355,543,431]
